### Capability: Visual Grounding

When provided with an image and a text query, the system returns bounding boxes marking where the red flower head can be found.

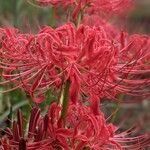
[0,23,119,103]
[0,104,75,150]
[2,102,149,150]
[33,0,134,20]
[115,32,150,97]
[0,107,54,150]
[88,0,134,16]
[66,101,150,149]
[0,24,150,103]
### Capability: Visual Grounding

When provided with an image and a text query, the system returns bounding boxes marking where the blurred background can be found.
[0,0,149,136]
[128,0,150,34]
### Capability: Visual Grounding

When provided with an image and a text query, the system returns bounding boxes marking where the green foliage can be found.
[0,0,55,30]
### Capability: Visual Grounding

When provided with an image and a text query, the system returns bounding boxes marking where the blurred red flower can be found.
[35,0,134,19]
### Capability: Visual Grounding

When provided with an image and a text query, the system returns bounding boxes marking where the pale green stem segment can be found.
[60,79,71,123]
[76,11,82,28]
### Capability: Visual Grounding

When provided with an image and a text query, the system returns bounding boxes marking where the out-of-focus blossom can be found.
[88,0,134,16]
[0,23,150,103]
[34,0,134,19]
[1,102,149,150]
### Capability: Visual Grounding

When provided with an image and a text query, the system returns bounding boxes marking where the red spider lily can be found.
[0,23,150,103]
[34,0,133,20]
[0,108,53,150]
[87,0,134,17]
[0,27,62,102]
[114,32,150,97]
[50,100,150,150]
[0,106,72,150]
[66,101,150,150]
[1,102,149,150]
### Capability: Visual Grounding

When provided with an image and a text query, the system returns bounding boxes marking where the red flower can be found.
[34,0,134,19]
[0,107,53,150]
[2,102,149,150]
[88,0,134,16]
[66,101,150,150]
[0,105,72,150]
[0,23,117,102]
[0,24,150,103]
[114,32,150,97]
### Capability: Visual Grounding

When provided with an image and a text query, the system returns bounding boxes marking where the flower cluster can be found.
[0,0,150,149]
[35,0,133,18]
[0,23,150,103]
[1,102,149,150]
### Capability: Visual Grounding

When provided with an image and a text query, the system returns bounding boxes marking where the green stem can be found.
[60,79,71,123]
[76,10,82,28]
[48,7,56,27]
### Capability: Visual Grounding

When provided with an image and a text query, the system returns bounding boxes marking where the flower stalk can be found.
[60,79,71,124]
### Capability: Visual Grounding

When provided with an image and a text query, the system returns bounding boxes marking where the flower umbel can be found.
[0,24,150,103]
[0,1,150,150]
[1,101,149,150]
